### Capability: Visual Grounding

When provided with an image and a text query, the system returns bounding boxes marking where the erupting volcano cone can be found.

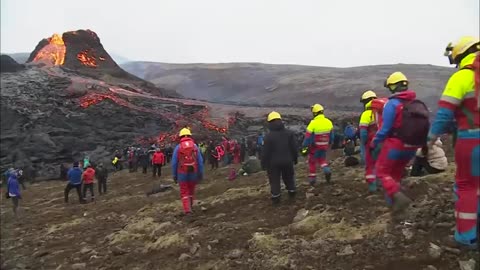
[27,29,180,97]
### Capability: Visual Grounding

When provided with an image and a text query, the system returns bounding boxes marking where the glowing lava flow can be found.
[77,50,98,67]
[32,33,66,65]
[79,87,235,145]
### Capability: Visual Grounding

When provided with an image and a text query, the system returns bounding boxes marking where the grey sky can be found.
[1,0,478,67]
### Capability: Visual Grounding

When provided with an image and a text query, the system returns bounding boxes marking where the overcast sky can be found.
[1,0,478,67]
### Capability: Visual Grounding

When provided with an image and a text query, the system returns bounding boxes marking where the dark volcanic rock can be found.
[27,29,180,98]
[1,55,25,73]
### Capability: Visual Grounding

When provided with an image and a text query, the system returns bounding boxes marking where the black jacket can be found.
[261,120,298,169]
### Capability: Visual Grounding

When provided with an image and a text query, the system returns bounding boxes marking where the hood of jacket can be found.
[459,52,477,69]
[364,99,374,110]
[268,119,285,131]
[389,90,416,101]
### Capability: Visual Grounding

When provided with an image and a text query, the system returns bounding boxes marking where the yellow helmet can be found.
[267,111,281,122]
[179,128,192,137]
[311,104,324,113]
[385,72,408,86]
[361,90,377,102]
[444,36,480,65]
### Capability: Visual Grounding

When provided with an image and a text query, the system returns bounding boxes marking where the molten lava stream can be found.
[32,33,66,66]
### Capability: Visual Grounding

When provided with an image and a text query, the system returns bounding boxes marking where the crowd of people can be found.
[3,36,479,249]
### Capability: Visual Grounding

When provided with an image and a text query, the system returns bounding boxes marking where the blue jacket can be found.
[171,142,204,182]
[67,167,83,185]
[257,135,264,146]
[7,175,21,197]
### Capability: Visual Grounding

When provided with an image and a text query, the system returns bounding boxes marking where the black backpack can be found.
[392,99,430,146]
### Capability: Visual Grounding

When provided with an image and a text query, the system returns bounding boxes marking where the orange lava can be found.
[77,50,98,67]
[32,33,66,66]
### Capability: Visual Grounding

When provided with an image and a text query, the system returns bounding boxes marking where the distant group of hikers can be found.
[3,36,479,249]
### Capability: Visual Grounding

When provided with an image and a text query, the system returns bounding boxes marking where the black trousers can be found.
[210,159,219,170]
[267,164,296,198]
[83,183,95,200]
[65,183,83,203]
[152,164,162,177]
[410,156,444,177]
[98,178,107,194]
[142,166,148,174]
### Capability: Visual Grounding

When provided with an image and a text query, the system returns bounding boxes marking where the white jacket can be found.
[416,139,448,170]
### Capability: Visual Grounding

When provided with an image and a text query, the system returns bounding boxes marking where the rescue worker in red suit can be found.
[172,128,204,215]
[302,104,334,185]
[359,90,379,192]
[370,72,420,212]
[429,36,480,248]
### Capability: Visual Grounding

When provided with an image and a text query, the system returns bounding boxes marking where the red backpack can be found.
[462,53,480,109]
[178,139,198,173]
[458,53,480,128]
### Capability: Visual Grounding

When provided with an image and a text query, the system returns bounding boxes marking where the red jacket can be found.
[152,152,165,165]
[82,168,96,184]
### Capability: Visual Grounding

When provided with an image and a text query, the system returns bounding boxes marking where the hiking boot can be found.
[325,172,332,184]
[272,196,281,206]
[442,235,478,250]
[368,182,377,193]
[392,192,412,213]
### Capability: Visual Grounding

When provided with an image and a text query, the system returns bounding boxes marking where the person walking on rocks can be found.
[96,163,109,195]
[152,149,165,177]
[6,170,22,217]
[172,128,204,215]
[302,104,334,186]
[82,165,96,202]
[371,72,430,212]
[429,36,480,248]
[65,162,85,204]
[261,112,298,205]
[359,90,379,192]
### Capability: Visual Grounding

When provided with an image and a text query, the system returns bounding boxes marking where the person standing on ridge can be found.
[302,104,334,186]
[82,165,96,202]
[429,36,479,248]
[152,149,165,178]
[371,72,430,212]
[65,162,85,204]
[359,90,379,192]
[261,112,298,205]
[96,163,109,195]
[172,128,204,215]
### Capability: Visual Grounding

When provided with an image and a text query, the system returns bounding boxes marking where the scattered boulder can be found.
[336,245,355,256]
[428,243,442,259]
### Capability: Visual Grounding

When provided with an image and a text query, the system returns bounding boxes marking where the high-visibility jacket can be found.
[431,53,479,134]
[359,99,377,145]
[302,114,334,150]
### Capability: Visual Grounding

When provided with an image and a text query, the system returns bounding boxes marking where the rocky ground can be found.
[1,150,478,270]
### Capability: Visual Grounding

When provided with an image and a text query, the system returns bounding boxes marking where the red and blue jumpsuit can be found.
[359,99,378,187]
[302,114,334,184]
[172,137,204,214]
[371,90,419,203]
[429,53,479,247]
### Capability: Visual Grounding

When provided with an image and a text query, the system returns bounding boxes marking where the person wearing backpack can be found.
[152,149,165,177]
[371,72,430,212]
[302,104,334,186]
[171,128,204,215]
[359,90,379,192]
[429,36,479,249]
